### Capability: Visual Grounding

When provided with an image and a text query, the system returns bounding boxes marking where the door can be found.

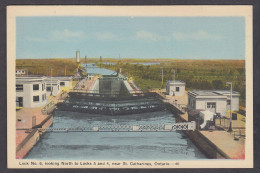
[16,97,23,107]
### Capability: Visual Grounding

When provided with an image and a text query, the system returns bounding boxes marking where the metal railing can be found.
[38,121,196,133]
[41,100,55,115]
[215,117,245,138]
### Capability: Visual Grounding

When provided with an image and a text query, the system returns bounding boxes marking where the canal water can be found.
[26,110,206,160]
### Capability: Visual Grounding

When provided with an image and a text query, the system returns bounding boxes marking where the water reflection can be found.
[25,111,206,160]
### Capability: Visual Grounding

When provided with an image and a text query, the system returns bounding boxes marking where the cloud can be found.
[26,29,85,42]
[26,37,47,42]
[94,32,120,41]
[135,30,166,41]
[172,30,223,40]
[51,29,85,40]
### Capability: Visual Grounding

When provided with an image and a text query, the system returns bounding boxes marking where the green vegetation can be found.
[101,59,246,107]
[16,58,246,107]
[16,59,78,76]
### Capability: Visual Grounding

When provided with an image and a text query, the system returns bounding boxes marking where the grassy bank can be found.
[16,58,78,76]
[101,59,245,107]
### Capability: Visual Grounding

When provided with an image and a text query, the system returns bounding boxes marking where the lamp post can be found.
[226,82,232,132]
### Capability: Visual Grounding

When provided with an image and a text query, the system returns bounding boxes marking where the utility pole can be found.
[161,67,164,89]
[50,68,53,96]
[226,82,232,132]
[100,56,102,68]
[173,69,175,96]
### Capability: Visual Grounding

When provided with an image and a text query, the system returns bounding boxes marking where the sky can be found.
[16,16,245,60]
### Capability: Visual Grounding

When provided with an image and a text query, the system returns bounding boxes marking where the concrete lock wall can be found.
[123,80,134,94]
[16,129,40,159]
[174,113,229,159]
[92,79,99,93]
[98,78,129,95]
[16,116,54,159]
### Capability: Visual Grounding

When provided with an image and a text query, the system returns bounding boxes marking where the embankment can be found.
[16,115,53,159]
[167,103,230,159]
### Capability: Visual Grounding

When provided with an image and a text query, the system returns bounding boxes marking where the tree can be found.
[212,80,224,89]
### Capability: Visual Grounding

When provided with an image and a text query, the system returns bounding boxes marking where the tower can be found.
[76,50,80,63]
[100,56,102,68]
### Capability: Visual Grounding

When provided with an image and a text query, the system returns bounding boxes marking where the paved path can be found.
[200,131,245,159]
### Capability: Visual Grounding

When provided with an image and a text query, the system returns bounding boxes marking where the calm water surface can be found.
[26,111,206,160]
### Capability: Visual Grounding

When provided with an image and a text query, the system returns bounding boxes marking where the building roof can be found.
[46,79,60,85]
[188,90,221,96]
[49,76,72,81]
[188,90,239,98]
[16,75,46,83]
[166,80,185,85]
[214,90,239,96]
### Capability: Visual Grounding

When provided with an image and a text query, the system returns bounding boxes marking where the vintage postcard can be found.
[7,6,253,168]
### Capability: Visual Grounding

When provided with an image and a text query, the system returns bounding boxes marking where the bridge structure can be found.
[37,121,196,133]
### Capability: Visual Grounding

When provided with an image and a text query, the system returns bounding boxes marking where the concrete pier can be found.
[154,90,245,159]
[16,80,80,158]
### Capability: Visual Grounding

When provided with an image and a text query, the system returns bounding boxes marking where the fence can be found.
[41,100,56,115]
[215,117,245,138]
[58,91,68,102]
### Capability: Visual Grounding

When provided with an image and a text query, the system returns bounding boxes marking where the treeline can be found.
[101,59,245,106]
[16,59,78,76]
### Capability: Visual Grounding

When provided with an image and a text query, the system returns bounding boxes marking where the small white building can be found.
[51,76,72,90]
[188,90,240,116]
[46,79,61,96]
[16,76,47,108]
[166,80,185,96]
[16,69,26,75]
[214,90,240,112]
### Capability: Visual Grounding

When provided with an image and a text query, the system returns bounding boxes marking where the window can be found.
[16,97,23,107]
[60,82,65,86]
[47,86,51,91]
[227,100,231,105]
[16,85,23,91]
[207,102,216,108]
[176,87,180,92]
[42,94,45,101]
[33,84,39,91]
[33,96,39,102]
